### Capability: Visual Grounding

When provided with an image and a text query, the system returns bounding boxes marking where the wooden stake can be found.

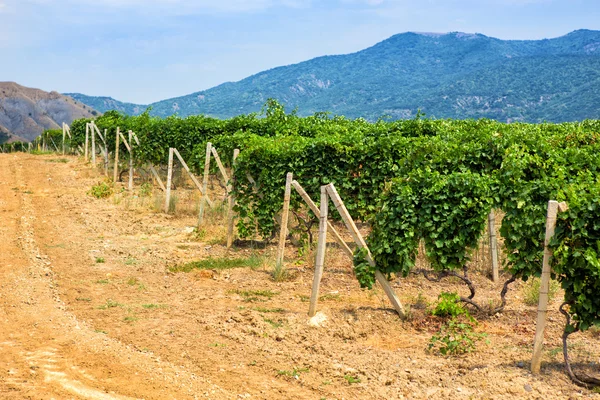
[210,146,230,185]
[276,172,293,268]
[291,180,353,259]
[309,185,329,317]
[128,130,133,191]
[198,143,212,226]
[113,127,120,183]
[488,210,499,282]
[531,200,568,374]
[91,122,96,166]
[84,124,89,160]
[172,148,212,205]
[103,129,109,176]
[227,149,240,248]
[62,123,66,155]
[325,183,406,318]
[149,165,166,192]
[164,148,174,214]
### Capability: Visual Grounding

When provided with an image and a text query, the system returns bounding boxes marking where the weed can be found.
[124,257,138,265]
[430,292,470,319]
[319,293,341,301]
[142,304,168,309]
[254,307,285,313]
[344,375,361,384]
[271,261,290,282]
[47,158,69,163]
[95,329,108,334]
[98,299,123,310]
[127,277,139,286]
[169,255,263,273]
[208,343,227,348]
[228,289,278,303]
[264,318,283,328]
[76,297,91,302]
[277,367,309,378]
[428,317,487,356]
[123,315,138,323]
[139,182,153,197]
[298,295,309,302]
[95,257,105,263]
[95,279,109,284]
[523,277,560,306]
[88,181,113,199]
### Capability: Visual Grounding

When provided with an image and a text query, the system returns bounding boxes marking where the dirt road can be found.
[0,153,599,399]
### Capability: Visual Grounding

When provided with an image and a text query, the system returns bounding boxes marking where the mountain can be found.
[0,82,98,143]
[68,29,600,122]
[63,93,148,116]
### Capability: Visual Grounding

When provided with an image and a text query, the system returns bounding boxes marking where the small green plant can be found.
[413,292,429,310]
[124,257,138,265]
[209,342,227,348]
[88,181,113,199]
[271,261,290,282]
[344,375,361,384]
[139,182,153,197]
[228,289,278,303]
[169,255,263,273]
[254,307,285,313]
[95,279,109,284]
[123,315,138,323]
[76,297,91,302]
[319,293,341,301]
[428,318,487,356]
[142,303,168,309]
[95,257,105,263]
[47,158,69,163]
[98,299,123,309]
[431,292,469,319]
[277,367,309,378]
[264,318,283,328]
[523,277,560,306]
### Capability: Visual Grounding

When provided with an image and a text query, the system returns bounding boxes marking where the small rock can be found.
[524,384,533,392]
[517,361,525,368]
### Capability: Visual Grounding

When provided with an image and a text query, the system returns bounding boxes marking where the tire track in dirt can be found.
[0,154,230,399]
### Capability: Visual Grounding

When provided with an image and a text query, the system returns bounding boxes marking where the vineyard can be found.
[3,101,600,396]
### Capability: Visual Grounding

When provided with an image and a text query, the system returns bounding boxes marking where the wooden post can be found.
[62,123,66,155]
[488,210,499,282]
[91,122,96,166]
[198,142,212,226]
[172,148,212,205]
[309,185,329,317]
[128,130,133,191]
[276,172,293,268]
[84,124,89,160]
[103,129,109,176]
[291,180,353,259]
[325,183,406,318]
[210,146,230,186]
[531,200,568,374]
[113,127,120,183]
[149,165,166,191]
[227,149,240,248]
[164,148,174,214]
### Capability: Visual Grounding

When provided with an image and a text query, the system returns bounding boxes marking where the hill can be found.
[0,82,98,143]
[63,93,147,117]
[68,29,600,122]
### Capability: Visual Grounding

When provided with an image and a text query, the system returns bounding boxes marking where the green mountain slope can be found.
[67,29,600,122]
[64,93,147,116]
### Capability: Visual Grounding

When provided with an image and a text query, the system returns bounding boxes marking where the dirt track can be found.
[1,153,600,399]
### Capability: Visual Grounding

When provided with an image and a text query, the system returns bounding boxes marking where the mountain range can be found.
[65,29,600,123]
[0,82,97,143]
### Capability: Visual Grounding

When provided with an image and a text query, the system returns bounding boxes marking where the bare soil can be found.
[1,153,600,399]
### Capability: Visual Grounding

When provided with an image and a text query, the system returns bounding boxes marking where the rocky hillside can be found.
[0,82,98,143]
[68,29,600,122]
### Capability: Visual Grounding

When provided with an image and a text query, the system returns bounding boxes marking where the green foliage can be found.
[88,181,113,199]
[431,292,471,319]
[169,255,263,272]
[522,277,560,306]
[428,317,487,356]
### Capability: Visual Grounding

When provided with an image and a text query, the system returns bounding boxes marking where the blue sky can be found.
[1,0,599,104]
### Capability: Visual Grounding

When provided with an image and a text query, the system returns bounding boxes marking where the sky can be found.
[1,0,599,104]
